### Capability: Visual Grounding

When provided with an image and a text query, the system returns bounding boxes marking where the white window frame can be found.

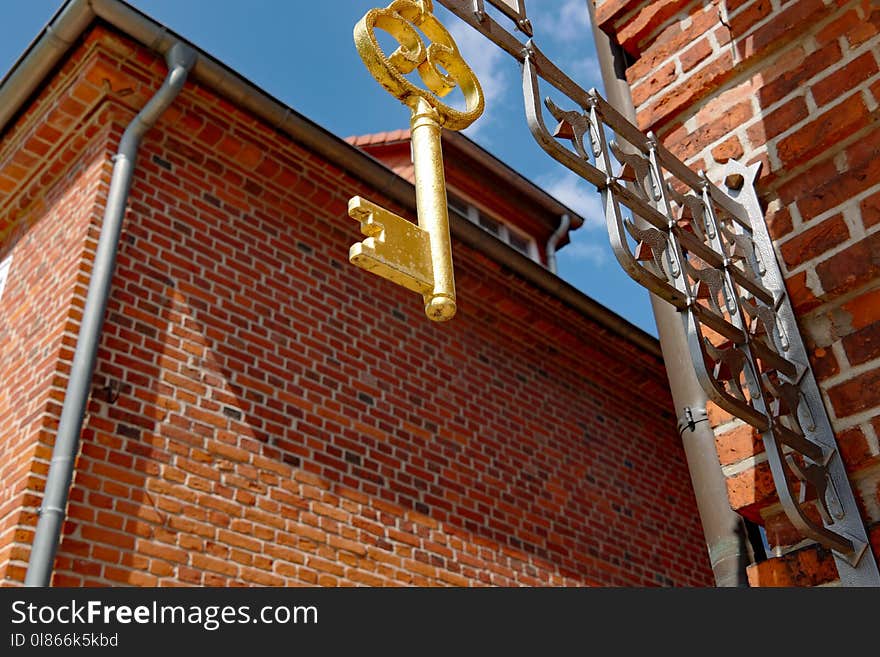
[0,254,11,301]
[448,196,539,262]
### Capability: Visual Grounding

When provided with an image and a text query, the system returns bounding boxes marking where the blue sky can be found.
[0,0,656,335]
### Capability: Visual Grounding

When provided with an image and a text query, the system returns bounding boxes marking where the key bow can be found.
[354,0,484,130]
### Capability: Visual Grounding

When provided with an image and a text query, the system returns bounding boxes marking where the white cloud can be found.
[568,55,603,90]
[526,1,602,90]
[448,23,506,104]
[538,170,609,264]
[447,20,511,138]
[557,236,608,266]
[536,171,605,230]
[532,0,592,43]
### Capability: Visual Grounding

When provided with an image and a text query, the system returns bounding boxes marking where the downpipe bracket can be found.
[678,406,709,436]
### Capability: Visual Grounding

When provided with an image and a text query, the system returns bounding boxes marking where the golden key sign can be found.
[347,0,484,321]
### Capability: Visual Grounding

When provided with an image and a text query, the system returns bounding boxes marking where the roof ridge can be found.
[344,128,412,146]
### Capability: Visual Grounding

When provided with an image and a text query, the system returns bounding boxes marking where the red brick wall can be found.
[597,0,880,585]
[0,26,713,587]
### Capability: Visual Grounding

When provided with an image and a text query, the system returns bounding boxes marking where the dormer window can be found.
[448,195,539,261]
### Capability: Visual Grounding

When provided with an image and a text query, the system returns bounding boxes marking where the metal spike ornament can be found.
[347,0,484,321]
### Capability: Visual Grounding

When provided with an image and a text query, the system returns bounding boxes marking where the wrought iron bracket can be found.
[434,0,880,586]
[724,161,876,575]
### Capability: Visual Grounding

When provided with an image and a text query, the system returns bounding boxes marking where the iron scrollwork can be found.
[435,0,879,586]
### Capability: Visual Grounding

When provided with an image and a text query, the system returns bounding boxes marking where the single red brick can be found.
[812,53,879,107]
[775,158,839,207]
[196,121,224,146]
[776,94,866,169]
[617,0,696,56]
[816,232,880,298]
[765,204,793,239]
[711,135,744,164]
[726,460,777,521]
[816,8,861,45]
[785,271,823,314]
[595,0,643,31]
[796,159,880,223]
[763,509,804,548]
[827,367,880,418]
[842,288,880,330]
[809,344,840,381]
[70,80,103,105]
[23,135,52,158]
[729,0,773,38]
[631,60,678,107]
[779,214,849,268]
[843,321,880,366]
[837,425,877,472]
[681,37,713,73]
[746,546,838,586]
[747,95,808,145]
[715,422,764,466]
[846,124,880,172]
[707,401,734,426]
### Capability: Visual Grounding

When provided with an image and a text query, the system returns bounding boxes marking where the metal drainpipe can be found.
[586,1,748,587]
[24,42,197,587]
[546,213,570,274]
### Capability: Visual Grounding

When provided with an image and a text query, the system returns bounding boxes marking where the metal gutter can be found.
[23,39,197,587]
[0,0,95,129]
[546,213,570,274]
[586,0,749,586]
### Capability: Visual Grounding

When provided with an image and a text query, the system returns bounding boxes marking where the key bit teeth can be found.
[346,195,435,298]
[348,196,385,238]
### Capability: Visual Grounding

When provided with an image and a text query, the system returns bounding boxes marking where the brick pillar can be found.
[596,0,880,585]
